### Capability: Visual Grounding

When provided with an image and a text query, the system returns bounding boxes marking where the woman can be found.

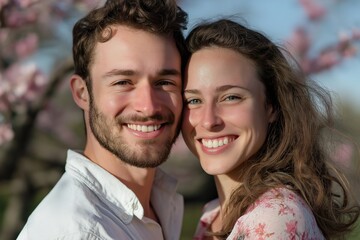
[182,19,359,239]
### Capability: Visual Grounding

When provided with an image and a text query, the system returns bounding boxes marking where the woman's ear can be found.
[267,104,278,123]
[70,74,90,111]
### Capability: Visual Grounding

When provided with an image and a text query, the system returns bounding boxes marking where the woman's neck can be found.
[214,174,242,211]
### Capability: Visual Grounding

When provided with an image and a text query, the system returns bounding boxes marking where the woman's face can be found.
[182,47,275,176]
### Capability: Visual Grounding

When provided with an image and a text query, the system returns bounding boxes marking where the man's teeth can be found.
[127,124,161,132]
[201,137,233,148]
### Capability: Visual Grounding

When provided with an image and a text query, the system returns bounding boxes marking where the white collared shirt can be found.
[17,150,184,240]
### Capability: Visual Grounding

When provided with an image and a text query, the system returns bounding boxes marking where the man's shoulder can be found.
[17,173,108,240]
[17,227,105,240]
[31,172,90,214]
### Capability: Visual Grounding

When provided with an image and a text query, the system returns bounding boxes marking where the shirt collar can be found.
[65,150,180,225]
[152,165,183,240]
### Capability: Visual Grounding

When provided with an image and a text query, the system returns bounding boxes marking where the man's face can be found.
[88,25,182,168]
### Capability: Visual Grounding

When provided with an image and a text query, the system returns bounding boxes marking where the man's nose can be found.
[133,84,162,116]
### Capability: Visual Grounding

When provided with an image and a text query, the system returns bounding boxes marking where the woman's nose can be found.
[201,104,223,130]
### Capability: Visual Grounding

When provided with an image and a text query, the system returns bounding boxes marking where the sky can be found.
[179,0,360,106]
[28,0,360,108]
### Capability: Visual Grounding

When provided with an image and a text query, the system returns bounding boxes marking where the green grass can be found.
[0,190,7,227]
[181,201,203,240]
[347,218,360,240]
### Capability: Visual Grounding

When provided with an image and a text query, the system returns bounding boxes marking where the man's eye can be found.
[114,80,131,85]
[157,80,175,86]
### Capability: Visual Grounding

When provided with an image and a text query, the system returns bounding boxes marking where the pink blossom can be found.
[3,63,47,105]
[0,123,14,146]
[299,58,312,74]
[4,7,38,27]
[299,0,326,21]
[310,50,340,73]
[331,143,353,168]
[338,30,351,43]
[74,0,105,11]
[0,74,10,112]
[0,0,9,8]
[341,44,357,58]
[14,33,38,58]
[352,28,360,40]
[0,29,9,44]
[15,0,39,8]
[336,31,357,57]
[286,27,310,59]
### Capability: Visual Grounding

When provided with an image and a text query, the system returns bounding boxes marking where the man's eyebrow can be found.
[102,69,137,78]
[102,69,180,79]
[158,69,181,76]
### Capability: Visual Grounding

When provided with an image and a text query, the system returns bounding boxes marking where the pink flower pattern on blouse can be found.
[193,187,325,240]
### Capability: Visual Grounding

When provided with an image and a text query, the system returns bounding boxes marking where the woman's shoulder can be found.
[203,198,220,213]
[193,198,220,239]
[248,187,311,212]
[199,198,220,225]
[227,187,325,239]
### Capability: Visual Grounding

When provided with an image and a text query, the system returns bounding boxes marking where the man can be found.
[17,0,188,239]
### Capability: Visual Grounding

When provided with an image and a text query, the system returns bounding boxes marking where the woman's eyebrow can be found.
[184,85,248,94]
[215,85,249,92]
[183,89,200,94]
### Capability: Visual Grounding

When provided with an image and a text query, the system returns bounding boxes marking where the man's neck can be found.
[83,142,157,220]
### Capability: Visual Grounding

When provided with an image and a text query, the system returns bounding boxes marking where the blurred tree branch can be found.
[0,58,73,239]
[0,58,73,179]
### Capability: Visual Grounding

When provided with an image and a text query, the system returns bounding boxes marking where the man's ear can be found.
[70,74,90,111]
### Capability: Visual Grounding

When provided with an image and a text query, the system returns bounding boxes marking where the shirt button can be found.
[133,203,138,210]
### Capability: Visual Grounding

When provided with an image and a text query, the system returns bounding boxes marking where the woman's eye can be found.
[224,95,241,101]
[186,99,201,105]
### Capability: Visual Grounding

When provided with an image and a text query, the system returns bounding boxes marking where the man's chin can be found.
[123,157,167,168]
[113,147,170,168]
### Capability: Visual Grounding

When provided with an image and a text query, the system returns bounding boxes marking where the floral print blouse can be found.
[193,187,325,239]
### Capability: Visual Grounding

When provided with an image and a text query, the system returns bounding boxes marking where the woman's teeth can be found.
[201,137,234,148]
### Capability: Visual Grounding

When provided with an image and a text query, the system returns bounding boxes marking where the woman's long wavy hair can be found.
[186,19,360,239]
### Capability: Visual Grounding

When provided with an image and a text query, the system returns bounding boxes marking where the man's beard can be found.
[88,98,180,168]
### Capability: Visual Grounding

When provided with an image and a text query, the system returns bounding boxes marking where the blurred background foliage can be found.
[0,0,360,239]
